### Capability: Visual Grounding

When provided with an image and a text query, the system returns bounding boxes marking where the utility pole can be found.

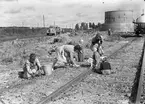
[22,22,24,27]
[43,15,45,28]
[54,21,55,26]
[37,23,39,28]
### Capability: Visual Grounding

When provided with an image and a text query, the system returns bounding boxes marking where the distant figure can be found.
[52,44,82,69]
[108,29,112,36]
[99,56,112,75]
[90,32,104,67]
[23,53,43,79]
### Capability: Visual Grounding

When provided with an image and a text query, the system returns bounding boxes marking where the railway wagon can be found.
[134,14,145,36]
[47,26,62,36]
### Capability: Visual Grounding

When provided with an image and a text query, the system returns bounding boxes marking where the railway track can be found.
[37,37,139,104]
[131,36,145,104]
[0,37,140,104]
[0,39,128,93]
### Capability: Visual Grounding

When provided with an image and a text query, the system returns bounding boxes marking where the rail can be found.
[135,36,145,104]
[37,38,137,104]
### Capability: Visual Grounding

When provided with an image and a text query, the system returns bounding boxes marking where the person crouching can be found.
[23,53,42,79]
[52,44,82,69]
[99,56,112,75]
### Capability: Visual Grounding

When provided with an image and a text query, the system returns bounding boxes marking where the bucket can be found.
[42,63,53,76]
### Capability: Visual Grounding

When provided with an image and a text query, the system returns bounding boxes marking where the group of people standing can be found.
[22,31,112,79]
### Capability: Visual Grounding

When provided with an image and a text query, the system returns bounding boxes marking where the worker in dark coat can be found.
[90,32,104,67]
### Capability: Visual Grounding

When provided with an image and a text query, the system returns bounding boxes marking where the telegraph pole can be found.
[54,21,55,26]
[37,23,39,28]
[22,22,24,27]
[43,15,45,27]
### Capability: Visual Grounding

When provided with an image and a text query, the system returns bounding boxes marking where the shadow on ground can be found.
[121,35,142,38]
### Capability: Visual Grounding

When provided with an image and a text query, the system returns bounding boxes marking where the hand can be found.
[73,64,80,67]
[31,73,36,77]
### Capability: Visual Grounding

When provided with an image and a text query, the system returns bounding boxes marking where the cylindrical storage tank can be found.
[103,10,134,32]
[136,14,145,23]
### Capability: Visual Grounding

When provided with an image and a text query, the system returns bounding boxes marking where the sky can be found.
[0,0,144,28]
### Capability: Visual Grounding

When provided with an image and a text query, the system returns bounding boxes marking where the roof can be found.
[136,14,145,23]
[105,10,133,13]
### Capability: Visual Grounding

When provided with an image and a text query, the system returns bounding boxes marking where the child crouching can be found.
[99,56,112,75]
[23,53,44,79]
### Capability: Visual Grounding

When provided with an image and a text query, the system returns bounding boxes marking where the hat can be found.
[74,44,82,51]
[100,56,107,61]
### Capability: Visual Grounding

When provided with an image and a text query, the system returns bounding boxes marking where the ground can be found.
[0,30,140,104]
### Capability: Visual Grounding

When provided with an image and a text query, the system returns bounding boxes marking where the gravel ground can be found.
[0,41,128,104]
[0,33,135,104]
[141,78,145,104]
[48,37,144,104]
[140,46,145,104]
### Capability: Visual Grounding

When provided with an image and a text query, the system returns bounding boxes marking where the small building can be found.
[102,10,134,32]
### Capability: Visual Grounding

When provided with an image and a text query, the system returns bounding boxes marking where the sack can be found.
[102,70,111,75]
[100,61,111,71]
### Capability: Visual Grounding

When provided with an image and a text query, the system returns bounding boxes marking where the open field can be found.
[0,29,142,104]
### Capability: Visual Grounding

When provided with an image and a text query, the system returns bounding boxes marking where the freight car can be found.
[134,14,145,36]
[47,26,62,36]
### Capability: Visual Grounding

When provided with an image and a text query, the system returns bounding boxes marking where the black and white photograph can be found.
[0,0,145,104]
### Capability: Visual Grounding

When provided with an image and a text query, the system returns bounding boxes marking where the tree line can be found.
[75,22,102,30]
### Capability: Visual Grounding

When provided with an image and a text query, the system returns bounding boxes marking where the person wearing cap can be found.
[52,44,83,69]
[23,53,42,79]
[99,56,112,75]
